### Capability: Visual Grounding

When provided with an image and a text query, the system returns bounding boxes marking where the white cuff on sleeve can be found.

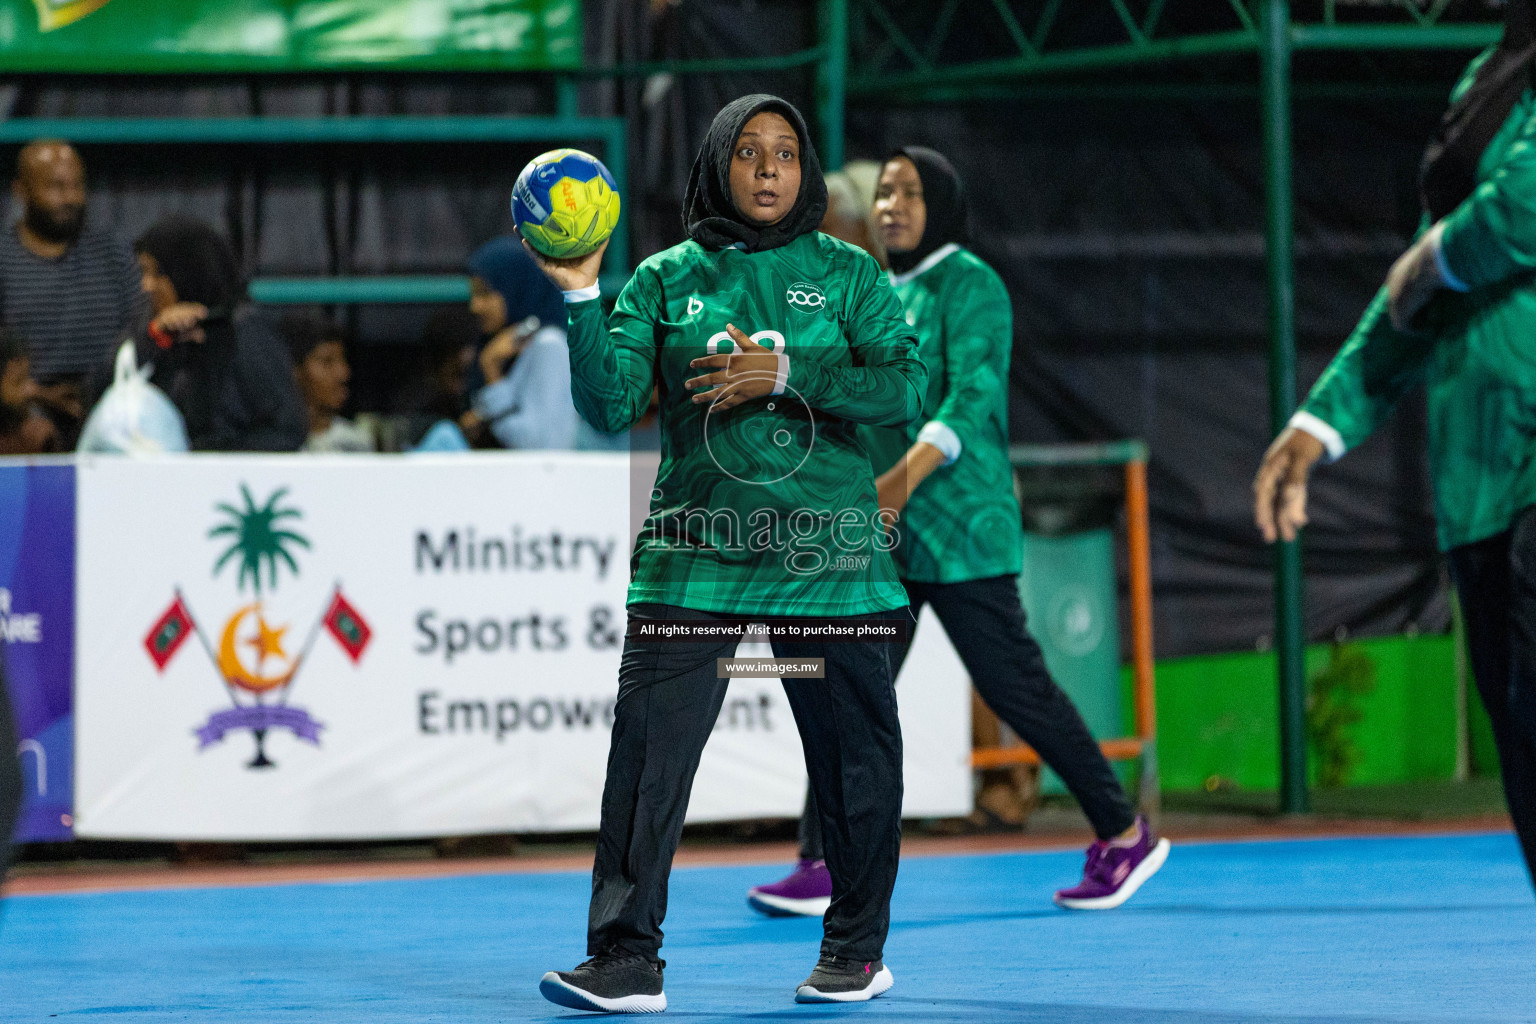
[917,420,963,465]
[563,284,602,304]
[1429,222,1469,293]
[1288,410,1346,463]
[771,353,790,395]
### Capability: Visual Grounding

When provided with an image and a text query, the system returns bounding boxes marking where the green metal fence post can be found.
[602,120,632,286]
[556,75,580,118]
[817,0,848,170]
[1260,0,1309,813]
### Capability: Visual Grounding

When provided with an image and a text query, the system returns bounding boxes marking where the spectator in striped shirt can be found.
[0,140,144,445]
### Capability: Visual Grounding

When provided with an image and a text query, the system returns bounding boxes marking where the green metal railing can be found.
[0,114,630,304]
[847,0,1500,101]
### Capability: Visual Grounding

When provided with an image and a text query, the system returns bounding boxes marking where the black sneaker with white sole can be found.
[794,953,894,1003]
[539,948,666,1014]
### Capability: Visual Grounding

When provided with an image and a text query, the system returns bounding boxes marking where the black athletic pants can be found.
[0,659,22,887]
[588,603,904,962]
[799,574,1135,860]
[1447,507,1536,888]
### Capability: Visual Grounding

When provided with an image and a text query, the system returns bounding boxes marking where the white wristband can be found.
[562,284,601,304]
[771,353,790,395]
[1288,410,1346,462]
[1428,223,1469,293]
[917,421,963,465]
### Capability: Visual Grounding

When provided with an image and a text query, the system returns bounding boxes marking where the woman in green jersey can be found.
[526,95,926,1012]
[1256,0,1536,890]
[750,148,1169,919]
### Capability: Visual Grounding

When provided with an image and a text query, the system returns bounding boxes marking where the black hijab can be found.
[1421,0,1536,221]
[134,217,247,443]
[134,217,245,318]
[683,94,828,253]
[885,146,969,275]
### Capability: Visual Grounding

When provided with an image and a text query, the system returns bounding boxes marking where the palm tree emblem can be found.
[210,485,310,598]
[208,486,310,767]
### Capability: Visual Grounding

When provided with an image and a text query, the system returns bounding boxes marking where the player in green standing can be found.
[748,148,1169,918]
[525,95,927,1012]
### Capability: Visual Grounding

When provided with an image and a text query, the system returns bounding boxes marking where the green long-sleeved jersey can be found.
[566,231,928,615]
[859,244,1024,583]
[1300,49,1536,551]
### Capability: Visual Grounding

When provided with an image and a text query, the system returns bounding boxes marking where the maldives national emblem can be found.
[143,485,372,769]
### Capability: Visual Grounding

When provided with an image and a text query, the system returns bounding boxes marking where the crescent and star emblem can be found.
[216,603,295,694]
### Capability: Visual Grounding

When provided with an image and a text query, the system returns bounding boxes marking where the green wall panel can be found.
[1131,634,1462,793]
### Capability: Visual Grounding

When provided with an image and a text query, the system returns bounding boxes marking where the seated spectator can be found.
[0,326,59,455]
[467,235,565,362]
[394,306,477,451]
[126,217,306,452]
[279,311,374,453]
[459,315,581,450]
[462,236,609,451]
[0,140,145,446]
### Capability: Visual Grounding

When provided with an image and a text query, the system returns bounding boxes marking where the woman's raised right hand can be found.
[153,302,210,343]
[521,235,608,293]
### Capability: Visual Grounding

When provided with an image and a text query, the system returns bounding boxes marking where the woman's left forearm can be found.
[895,441,947,498]
[876,441,947,519]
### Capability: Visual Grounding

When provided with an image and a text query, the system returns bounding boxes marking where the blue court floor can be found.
[1,833,1532,1023]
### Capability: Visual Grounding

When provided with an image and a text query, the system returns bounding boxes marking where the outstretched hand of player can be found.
[685,324,780,411]
[1253,426,1326,543]
[521,235,608,293]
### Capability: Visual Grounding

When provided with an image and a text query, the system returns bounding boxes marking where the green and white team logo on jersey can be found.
[785,282,826,313]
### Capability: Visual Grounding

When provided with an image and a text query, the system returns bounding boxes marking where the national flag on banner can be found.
[323,589,371,663]
[144,596,194,671]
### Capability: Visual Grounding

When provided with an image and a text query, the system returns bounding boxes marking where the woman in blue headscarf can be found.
[468,235,567,331]
[460,236,581,450]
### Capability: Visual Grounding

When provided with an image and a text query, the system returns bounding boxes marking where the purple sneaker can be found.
[747,858,831,917]
[1054,815,1170,910]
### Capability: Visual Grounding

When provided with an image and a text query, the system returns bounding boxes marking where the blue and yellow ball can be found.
[512,148,620,259]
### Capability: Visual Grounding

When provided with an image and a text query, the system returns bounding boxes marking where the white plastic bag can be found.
[76,341,189,454]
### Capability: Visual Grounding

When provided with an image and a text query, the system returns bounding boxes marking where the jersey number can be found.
[707,329,784,354]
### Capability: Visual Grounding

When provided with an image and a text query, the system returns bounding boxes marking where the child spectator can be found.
[393,306,477,450]
[0,326,59,455]
[280,311,374,453]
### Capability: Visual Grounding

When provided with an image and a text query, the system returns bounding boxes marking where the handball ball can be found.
[512,148,621,259]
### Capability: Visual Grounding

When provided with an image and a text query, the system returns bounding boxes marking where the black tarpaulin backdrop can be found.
[0,0,1461,655]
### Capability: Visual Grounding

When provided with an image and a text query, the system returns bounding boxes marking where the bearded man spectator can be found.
[0,141,145,444]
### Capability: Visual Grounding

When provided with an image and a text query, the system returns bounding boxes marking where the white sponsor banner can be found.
[75,454,969,840]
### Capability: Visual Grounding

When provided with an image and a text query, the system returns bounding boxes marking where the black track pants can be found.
[1448,507,1536,889]
[800,575,1134,860]
[588,603,904,961]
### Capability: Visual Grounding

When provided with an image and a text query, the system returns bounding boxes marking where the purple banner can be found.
[0,463,75,842]
[194,704,324,748]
